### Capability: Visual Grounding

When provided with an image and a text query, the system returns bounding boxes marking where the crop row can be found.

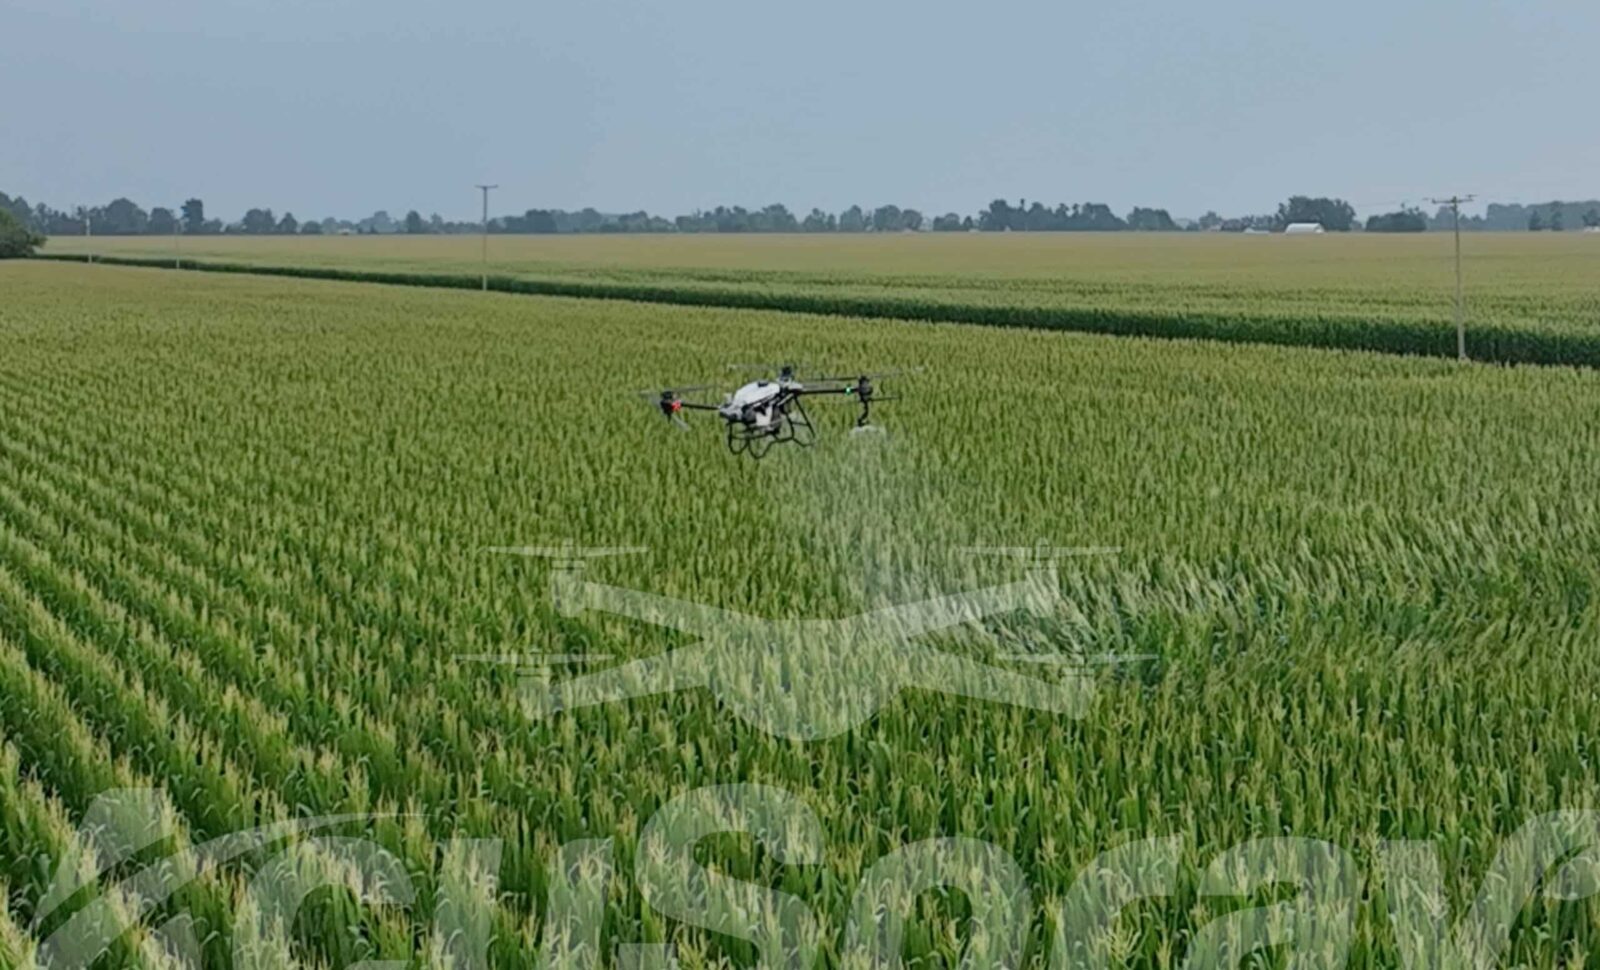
[32,251,1600,367]
[4,262,1600,965]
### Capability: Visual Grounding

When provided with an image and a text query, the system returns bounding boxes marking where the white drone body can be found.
[643,365,915,459]
[719,379,788,427]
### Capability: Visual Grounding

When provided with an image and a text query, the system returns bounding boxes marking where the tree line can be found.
[0,191,1353,237]
[6,189,1596,240]
[1425,200,1600,232]
[0,193,1187,236]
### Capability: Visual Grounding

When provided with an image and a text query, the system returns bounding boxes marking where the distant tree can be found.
[978,199,1015,231]
[610,210,669,233]
[0,208,44,257]
[565,208,604,232]
[181,198,206,234]
[801,208,834,232]
[1072,202,1127,231]
[756,204,798,232]
[1365,208,1428,233]
[38,204,77,235]
[870,205,903,232]
[1468,203,1575,231]
[931,213,964,231]
[147,207,178,235]
[1585,207,1600,228]
[0,192,32,228]
[1023,202,1053,231]
[301,220,323,235]
[709,207,744,232]
[241,208,276,234]
[1126,207,1178,231]
[1219,214,1274,232]
[838,205,867,233]
[94,198,148,234]
[1548,203,1564,232]
[523,209,558,233]
[277,212,299,234]
[682,206,739,233]
[404,210,426,234]
[1275,196,1356,232]
[1528,210,1544,231]
[1197,210,1223,231]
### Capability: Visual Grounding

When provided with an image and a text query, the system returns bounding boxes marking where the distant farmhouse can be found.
[1283,222,1326,235]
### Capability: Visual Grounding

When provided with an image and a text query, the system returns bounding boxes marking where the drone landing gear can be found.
[725,399,816,460]
[786,397,817,447]
[726,422,779,459]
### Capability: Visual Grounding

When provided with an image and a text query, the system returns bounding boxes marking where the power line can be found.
[475,184,498,292]
[1427,194,1475,361]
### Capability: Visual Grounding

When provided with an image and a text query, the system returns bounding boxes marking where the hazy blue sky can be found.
[5,0,1596,222]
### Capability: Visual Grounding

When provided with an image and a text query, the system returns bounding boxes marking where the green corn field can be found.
[3,257,1600,967]
[41,232,1600,365]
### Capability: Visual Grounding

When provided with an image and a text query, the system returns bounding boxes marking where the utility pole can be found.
[174,205,182,269]
[1428,194,1474,361]
[81,206,93,264]
[475,184,498,291]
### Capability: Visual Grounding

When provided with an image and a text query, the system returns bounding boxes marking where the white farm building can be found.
[1283,222,1326,234]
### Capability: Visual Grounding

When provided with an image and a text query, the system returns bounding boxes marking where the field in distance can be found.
[4,260,1600,966]
[46,231,1600,365]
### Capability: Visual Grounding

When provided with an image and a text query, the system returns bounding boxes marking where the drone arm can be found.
[861,579,1057,640]
[526,649,710,718]
[574,581,752,637]
[793,386,879,427]
[906,650,1093,717]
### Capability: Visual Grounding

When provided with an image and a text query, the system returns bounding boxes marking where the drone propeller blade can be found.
[633,384,718,399]
[959,545,1121,560]
[484,545,647,559]
[809,366,927,383]
[726,361,814,374]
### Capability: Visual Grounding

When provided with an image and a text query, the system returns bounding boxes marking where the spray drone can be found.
[637,365,918,459]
